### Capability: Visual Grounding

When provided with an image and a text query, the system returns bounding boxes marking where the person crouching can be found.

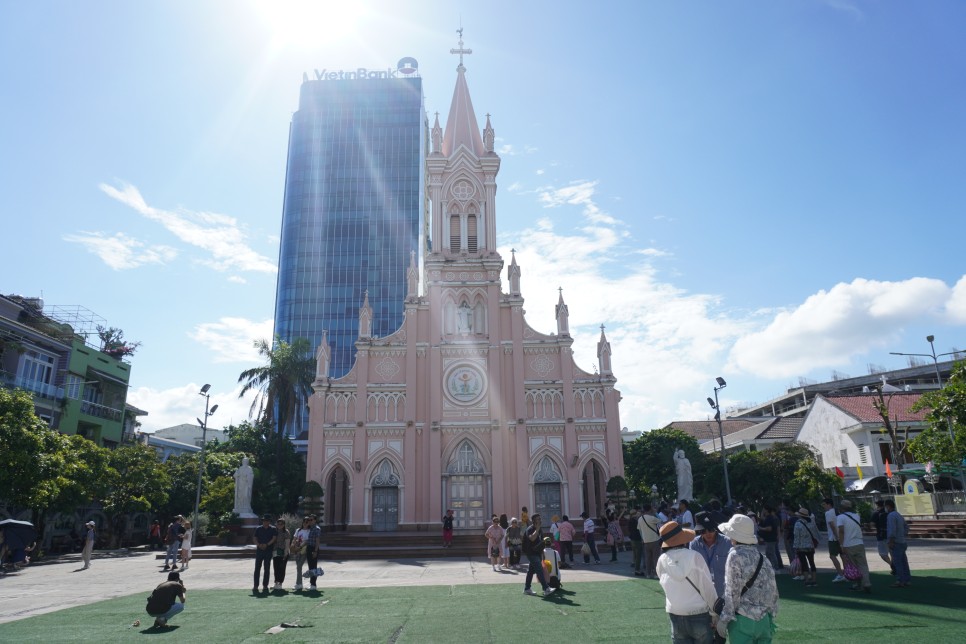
[657,521,718,643]
[146,571,186,629]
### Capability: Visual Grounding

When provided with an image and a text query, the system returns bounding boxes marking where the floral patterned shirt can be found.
[719,544,779,625]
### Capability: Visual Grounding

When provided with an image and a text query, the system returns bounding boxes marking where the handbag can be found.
[789,556,801,576]
[843,560,862,581]
[606,533,614,546]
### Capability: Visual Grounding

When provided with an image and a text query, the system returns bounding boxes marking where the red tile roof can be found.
[820,392,929,423]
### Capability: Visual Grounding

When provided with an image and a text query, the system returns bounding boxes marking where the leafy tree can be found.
[0,388,50,509]
[623,428,705,501]
[237,336,314,481]
[211,420,306,515]
[910,360,966,468]
[101,444,170,546]
[704,442,837,509]
[871,385,913,467]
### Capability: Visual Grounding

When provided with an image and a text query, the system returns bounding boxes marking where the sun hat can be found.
[659,521,695,549]
[796,507,811,519]
[718,514,758,545]
[694,511,717,534]
[85,520,95,527]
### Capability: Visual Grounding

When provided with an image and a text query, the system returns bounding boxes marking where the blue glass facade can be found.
[274,75,426,378]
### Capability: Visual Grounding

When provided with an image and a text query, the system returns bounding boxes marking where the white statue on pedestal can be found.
[674,449,693,502]
[233,457,256,518]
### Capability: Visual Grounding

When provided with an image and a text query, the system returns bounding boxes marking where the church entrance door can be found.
[371,486,399,532]
[534,483,561,520]
[449,474,485,529]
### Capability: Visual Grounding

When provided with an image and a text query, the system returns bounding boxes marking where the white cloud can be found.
[63,231,177,270]
[538,180,619,225]
[128,383,258,434]
[99,181,277,274]
[227,275,247,284]
[636,248,671,258]
[507,182,523,192]
[536,169,545,175]
[947,275,966,323]
[189,317,274,363]
[728,277,952,378]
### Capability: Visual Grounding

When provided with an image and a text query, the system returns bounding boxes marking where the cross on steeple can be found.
[451,28,472,68]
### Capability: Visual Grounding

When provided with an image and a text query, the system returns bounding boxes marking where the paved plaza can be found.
[1,536,964,625]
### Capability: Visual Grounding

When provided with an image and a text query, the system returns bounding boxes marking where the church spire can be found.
[597,324,612,376]
[431,112,442,155]
[316,330,330,379]
[555,287,570,336]
[358,290,372,339]
[508,249,521,295]
[442,30,485,157]
[406,250,419,298]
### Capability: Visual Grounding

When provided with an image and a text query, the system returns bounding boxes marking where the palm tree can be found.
[237,336,314,481]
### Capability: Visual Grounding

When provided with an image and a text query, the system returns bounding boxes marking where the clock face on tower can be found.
[443,363,487,407]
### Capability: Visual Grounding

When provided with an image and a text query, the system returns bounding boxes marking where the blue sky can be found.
[2,1,965,433]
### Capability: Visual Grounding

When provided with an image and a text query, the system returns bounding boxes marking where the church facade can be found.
[306,49,625,532]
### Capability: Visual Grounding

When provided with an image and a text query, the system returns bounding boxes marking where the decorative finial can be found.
[450,28,472,68]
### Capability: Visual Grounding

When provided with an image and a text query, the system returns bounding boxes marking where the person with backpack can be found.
[522,513,555,597]
[162,516,185,571]
[717,514,780,642]
[792,508,820,588]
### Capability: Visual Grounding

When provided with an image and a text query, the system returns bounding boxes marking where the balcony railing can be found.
[0,371,65,401]
[80,399,123,422]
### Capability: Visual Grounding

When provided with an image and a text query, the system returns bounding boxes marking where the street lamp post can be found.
[890,335,966,491]
[191,384,218,547]
[706,376,733,506]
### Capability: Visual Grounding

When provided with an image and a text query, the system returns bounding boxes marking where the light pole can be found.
[706,376,733,506]
[191,384,218,547]
[890,335,966,491]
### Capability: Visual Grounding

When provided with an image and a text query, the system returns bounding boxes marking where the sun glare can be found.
[251,0,365,51]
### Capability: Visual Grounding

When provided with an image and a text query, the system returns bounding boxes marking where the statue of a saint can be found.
[233,457,255,517]
[456,302,473,334]
[674,449,693,502]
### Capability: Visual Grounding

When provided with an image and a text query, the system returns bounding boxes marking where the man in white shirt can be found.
[823,498,845,583]
[836,499,870,592]
[678,500,694,529]
[580,511,601,564]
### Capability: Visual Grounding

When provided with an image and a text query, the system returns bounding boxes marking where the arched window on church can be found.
[467,214,478,253]
[443,299,456,335]
[473,300,486,334]
[450,215,461,252]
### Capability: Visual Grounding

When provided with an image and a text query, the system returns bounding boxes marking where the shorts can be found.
[876,540,889,559]
[828,540,841,557]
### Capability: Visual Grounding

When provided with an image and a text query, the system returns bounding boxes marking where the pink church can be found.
[307,52,624,532]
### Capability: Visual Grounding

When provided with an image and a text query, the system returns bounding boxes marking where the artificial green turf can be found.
[2,570,964,642]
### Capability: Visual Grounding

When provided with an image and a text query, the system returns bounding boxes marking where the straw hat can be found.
[718,514,758,545]
[796,507,811,519]
[659,521,695,549]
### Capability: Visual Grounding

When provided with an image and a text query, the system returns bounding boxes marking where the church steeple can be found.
[431,112,442,155]
[358,290,372,339]
[442,30,484,157]
[555,287,570,336]
[597,324,612,376]
[508,249,521,295]
[406,250,419,299]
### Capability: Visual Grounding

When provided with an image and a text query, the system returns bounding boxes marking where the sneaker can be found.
[253,587,259,593]
[792,575,804,581]
[544,587,557,597]
[262,586,269,593]
[523,588,536,596]
[157,618,167,628]
[832,575,846,583]
[162,565,170,571]
[153,618,161,628]
[294,584,303,591]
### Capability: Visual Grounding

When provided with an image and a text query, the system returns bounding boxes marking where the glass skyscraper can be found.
[274,65,426,380]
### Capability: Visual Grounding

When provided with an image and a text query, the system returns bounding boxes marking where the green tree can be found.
[910,360,966,468]
[237,336,314,482]
[211,420,306,515]
[101,444,170,546]
[623,428,705,501]
[0,388,51,509]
